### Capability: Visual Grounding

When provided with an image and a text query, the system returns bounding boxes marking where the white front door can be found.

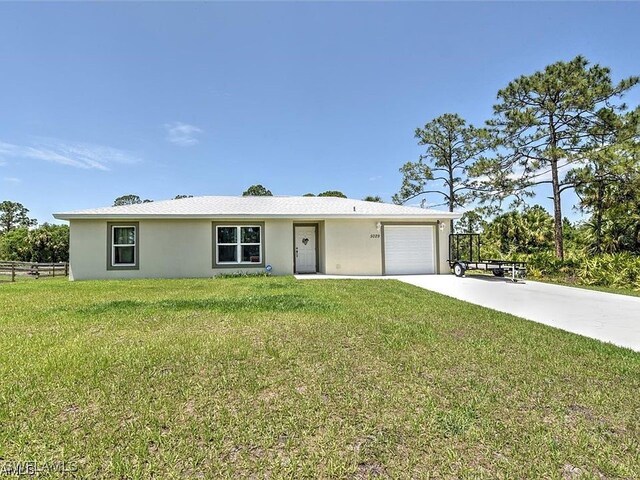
[295,226,317,273]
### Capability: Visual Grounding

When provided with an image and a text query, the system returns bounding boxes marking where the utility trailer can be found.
[448,233,526,282]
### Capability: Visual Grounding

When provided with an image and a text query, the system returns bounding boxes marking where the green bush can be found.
[0,224,69,262]
[575,253,640,289]
[0,227,31,261]
[215,271,272,279]
[519,251,640,291]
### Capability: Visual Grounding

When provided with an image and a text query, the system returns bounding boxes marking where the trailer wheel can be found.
[453,263,466,277]
[492,268,505,277]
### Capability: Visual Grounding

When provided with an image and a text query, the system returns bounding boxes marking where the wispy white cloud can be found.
[164,122,203,146]
[0,139,141,171]
[3,176,21,184]
[368,175,382,182]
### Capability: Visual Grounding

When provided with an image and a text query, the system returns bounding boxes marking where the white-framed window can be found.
[111,225,136,266]
[216,225,262,264]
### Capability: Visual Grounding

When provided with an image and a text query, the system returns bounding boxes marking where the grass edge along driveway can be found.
[0,276,638,478]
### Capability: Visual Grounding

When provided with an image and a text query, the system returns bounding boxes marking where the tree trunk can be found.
[449,166,455,233]
[548,114,564,260]
[594,180,604,254]
[550,157,564,259]
[633,221,640,253]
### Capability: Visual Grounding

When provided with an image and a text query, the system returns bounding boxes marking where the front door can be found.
[294,225,317,273]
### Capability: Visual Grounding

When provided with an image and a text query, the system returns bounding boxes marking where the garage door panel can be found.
[384,225,435,275]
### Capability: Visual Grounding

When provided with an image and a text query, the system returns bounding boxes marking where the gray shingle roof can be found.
[53,196,460,220]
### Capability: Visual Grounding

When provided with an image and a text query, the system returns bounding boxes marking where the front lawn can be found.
[1,277,638,478]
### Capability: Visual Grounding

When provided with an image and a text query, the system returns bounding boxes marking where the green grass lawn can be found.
[1,277,638,478]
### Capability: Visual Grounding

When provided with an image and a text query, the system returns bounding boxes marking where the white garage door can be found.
[384,225,436,275]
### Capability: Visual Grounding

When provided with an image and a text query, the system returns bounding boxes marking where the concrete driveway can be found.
[398,274,640,352]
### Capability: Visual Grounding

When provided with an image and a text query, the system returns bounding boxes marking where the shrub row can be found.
[519,251,640,291]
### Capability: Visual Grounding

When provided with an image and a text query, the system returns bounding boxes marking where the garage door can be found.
[384,225,436,275]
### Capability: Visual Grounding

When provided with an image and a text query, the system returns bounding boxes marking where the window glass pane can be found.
[218,245,237,262]
[241,245,261,263]
[114,227,135,245]
[241,226,261,244]
[217,227,237,244]
[114,246,135,264]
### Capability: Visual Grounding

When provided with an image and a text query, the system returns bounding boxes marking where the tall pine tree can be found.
[473,56,638,259]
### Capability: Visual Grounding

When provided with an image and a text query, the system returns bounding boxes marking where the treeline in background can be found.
[458,206,640,291]
[0,201,68,263]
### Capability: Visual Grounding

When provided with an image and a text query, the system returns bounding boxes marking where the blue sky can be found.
[1,2,639,224]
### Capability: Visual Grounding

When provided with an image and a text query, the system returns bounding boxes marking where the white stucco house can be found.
[53,196,460,281]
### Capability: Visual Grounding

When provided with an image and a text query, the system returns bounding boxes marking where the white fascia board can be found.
[54,212,462,221]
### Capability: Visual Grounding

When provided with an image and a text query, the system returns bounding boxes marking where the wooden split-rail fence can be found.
[0,261,69,282]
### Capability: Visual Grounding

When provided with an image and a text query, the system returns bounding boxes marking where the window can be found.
[215,225,263,266]
[107,223,139,269]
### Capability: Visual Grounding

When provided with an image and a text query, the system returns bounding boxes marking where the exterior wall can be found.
[264,219,294,274]
[317,221,326,274]
[68,216,454,280]
[436,219,452,274]
[323,218,452,276]
[69,218,294,280]
[324,219,383,275]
